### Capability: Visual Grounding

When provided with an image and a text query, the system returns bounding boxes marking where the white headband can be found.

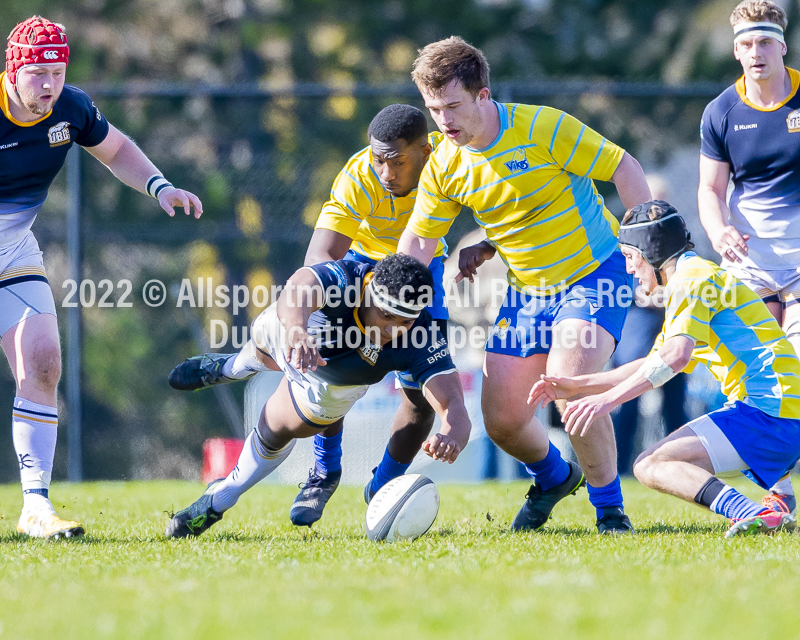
[734,21,785,45]
[367,279,426,319]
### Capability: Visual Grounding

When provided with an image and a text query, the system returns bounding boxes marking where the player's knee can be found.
[484,412,526,448]
[632,453,656,487]
[26,339,62,390]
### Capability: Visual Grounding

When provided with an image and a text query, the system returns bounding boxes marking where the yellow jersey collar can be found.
[0,72,53,127]
[352,272,374,335]
[735,67,800,112]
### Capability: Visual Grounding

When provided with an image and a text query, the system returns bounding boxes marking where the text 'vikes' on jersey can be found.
[302,259,455,387]
[407,102,625,294]
[701,68,800,270]
[0,73,109,247]
[315,132,447,261]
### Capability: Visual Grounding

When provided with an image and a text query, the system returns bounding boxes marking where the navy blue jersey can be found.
[700,68,800,269]
[303,260,455,387]
[0,74,109,244]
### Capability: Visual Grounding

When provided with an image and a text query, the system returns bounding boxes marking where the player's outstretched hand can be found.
[562,394,613,437]
[285,327,326,374]
[710,225,749,263]
[158,187,204,219]
[527,374,579,408]
[454,240,496,283]
[422,433,462,464]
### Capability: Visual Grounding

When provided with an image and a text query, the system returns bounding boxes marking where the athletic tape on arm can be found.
[637,352,677,388]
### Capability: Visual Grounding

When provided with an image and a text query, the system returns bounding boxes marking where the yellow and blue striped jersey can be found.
[654,253,800,420]
[407,103,625,293]
[315,132,447,262]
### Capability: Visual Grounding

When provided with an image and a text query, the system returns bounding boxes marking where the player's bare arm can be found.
[697,155,749,262]
[84,125,203,219]
[454,240,496,283]
[527,357,646,409]
[397,228,439,266]
[420,371,471,463]
[562,335,694,437]
[276,267,326,373]
[304,228,354,266]
[609,152,652,210]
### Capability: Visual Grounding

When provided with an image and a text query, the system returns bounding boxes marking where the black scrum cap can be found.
[618,200,694,283]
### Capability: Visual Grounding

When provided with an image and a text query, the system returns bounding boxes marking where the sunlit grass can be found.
[1,479,798,640]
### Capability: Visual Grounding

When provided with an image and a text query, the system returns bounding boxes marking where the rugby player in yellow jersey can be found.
[169,105,449,527]
[398,37,651,533]
[529,201,800,538]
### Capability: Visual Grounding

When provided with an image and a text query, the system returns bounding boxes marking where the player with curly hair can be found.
[165,254,471,537]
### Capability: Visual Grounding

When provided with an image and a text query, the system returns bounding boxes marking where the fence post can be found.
[66,146,82,482]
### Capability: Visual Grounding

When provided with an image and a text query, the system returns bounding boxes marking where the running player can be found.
[2,16,201,539]
[398,37,651,533]
[698,0,798,513]
[529,201,800,538]
[165,254,470,537]
[170,105,448,527]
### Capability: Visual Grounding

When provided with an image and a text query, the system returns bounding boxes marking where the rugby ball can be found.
[365,474,439,543]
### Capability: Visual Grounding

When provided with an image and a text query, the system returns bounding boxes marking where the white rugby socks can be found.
[209,430,295,512]
[12,397,58,513]
[221,343,268,380]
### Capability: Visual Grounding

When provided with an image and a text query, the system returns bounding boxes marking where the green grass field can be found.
[1,478,798,640]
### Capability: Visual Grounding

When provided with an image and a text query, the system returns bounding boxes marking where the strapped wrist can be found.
[145,174,173,199]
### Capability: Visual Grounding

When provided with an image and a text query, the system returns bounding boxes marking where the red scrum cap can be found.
[6,16,69,93]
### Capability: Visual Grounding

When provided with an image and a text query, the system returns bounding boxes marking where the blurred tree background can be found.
[0,0,796,481]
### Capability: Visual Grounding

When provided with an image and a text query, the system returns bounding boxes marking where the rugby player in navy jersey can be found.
[1,16,202,539]
[698,0,799,514]
[165,254,470,537]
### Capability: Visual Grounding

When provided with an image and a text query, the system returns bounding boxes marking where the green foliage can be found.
[1,479,799,639]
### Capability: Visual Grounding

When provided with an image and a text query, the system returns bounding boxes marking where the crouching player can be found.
[165,254,470,537]
[529,201,800,538]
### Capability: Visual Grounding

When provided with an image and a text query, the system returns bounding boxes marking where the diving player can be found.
[1,16,202,539]
[529,201,800,538]
[294,104,448,525]
[698,0,798,513]
[398,37,651,533]
[165,254,470,537]
[171,105,449,528]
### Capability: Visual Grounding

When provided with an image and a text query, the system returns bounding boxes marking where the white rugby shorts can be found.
[249,304,368,426]
[0,232,56,338]
[723,261,800,306]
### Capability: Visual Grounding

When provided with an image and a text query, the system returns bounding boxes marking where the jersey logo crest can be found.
[504,148,529,173]
[787,109,800,133]
[48,121,71,147]
[358,343,381,365]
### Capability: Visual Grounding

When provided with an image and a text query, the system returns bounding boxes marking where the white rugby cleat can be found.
[17,509,85,540]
